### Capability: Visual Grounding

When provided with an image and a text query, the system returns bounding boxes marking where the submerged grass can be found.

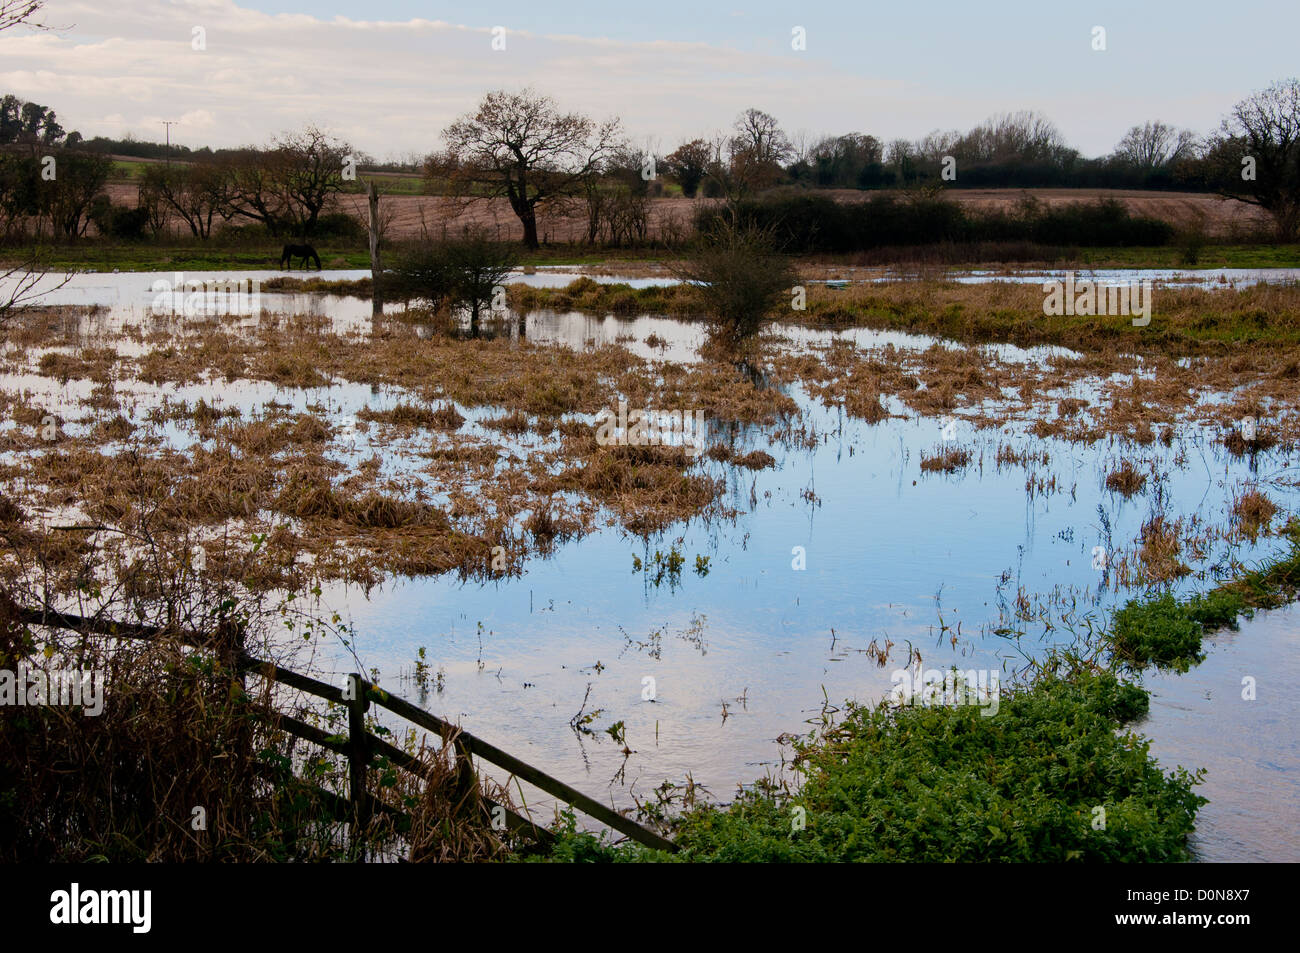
[534,666,1204,862]
[1109,519,1300,671]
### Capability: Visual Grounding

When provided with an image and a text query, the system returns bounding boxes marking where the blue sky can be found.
[2,1,1295,157]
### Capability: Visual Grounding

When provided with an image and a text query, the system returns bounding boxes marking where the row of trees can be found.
[136,127,352,239]
[425,81,1300,246]
[0,124,353,241]
[0,149,111,239]
[3,77,1298,246]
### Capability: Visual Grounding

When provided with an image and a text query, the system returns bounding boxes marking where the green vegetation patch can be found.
[535,668,1204,863]
[1111,520,1300,671]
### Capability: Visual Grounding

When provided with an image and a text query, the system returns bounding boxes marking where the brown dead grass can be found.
[920,446,972,474]
[1232,487,1280,540]
[1105,460,1148,498]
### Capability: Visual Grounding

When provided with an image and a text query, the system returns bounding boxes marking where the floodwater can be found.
[6,268,1300,860]
[9,262,1300,313]
[1141,606,1300,862]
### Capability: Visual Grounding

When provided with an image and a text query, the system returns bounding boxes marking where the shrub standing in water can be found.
[671,221,796,349]
[391,228,518,330]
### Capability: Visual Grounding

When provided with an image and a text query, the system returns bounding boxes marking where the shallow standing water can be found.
[6,267,1300,860]
[1141,606,1300,862]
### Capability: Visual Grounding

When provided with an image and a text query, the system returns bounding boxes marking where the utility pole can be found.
[161,121,178,165]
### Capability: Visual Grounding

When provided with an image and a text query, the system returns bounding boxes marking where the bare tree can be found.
[955,111,1071,164]
[435,89,620,249]
[1113,121,1198,170]
[0,254,62,319]
[805,133,885,188]
[730,108,792,166]
[140,160,231,239]
[788,128,815,166]
[670,220,795,349]
[44,151,111,238]
[221,148,290,235]
[276,125,351,236]
[0,1,46,32]
[1207,78,1300,239]
[885,138,917,183]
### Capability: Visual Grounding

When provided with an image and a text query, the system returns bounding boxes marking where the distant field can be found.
[105,154,424,194]
[101,177,1271,244]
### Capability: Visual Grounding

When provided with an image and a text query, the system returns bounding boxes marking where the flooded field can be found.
[3,269,1298,861]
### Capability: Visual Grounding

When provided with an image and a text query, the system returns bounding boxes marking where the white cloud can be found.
[0,0,915,155]
[0,0,1265,157]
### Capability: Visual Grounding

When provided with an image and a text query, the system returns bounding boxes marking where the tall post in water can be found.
[366,179,383,317]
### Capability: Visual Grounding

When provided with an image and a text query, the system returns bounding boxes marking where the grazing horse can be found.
[279,243,321,270]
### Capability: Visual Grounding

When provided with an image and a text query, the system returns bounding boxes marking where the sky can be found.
[1,0,1296,160]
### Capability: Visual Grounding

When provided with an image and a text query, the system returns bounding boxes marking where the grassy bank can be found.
[1,240,679,273]
[1110,520,1300,670]
[1071,243,1300,269]
[5,239,1298,275]
[510,276,1300,354]
[8,240,372,272]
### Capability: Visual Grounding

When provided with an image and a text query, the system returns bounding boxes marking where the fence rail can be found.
[11,605,678,855]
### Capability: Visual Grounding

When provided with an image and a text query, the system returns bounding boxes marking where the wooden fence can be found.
[11,605,678,855]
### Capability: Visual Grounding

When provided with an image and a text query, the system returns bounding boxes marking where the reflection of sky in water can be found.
[5,272,1299,859]
[316,391,1295,844]
[1141,606,1300,862]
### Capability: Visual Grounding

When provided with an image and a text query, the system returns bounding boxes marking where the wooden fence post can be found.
[453,733,479,815]
[346,673,371,855]
[366,180,383,317]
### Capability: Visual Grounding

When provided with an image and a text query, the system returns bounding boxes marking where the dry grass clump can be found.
[1105,459,1148,498]
[220,417,325,455]
[94,414,136,441]
[191,398,238,430]
[275,466,446,530]
[653,360,798,426]
[995,443,1050,468]
[8,402,57,431]
[507,276,701,316]
[546,442,724,535]
[0,556,523,861]
[37,348,118,384]
[358,402,465,431]
[733,449,777,470]
[262,353,332,389]
[1231,487,1280,540]
[481,409,530,434]
[1222,421,1280,456]
[920,446,972,474]
[1138,514,1191,582]
[424,442,501,468]
[706,444,777,470]
[522,502,585,548]
[260,275,372,296]
[845,384,890,423]
[399,728,520,863]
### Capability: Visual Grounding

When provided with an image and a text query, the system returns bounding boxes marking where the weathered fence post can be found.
[453,733,478,815]
[366,179,383,317]
[346,673,371,856]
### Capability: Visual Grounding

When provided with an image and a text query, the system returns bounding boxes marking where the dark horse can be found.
[279,243,321,270]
